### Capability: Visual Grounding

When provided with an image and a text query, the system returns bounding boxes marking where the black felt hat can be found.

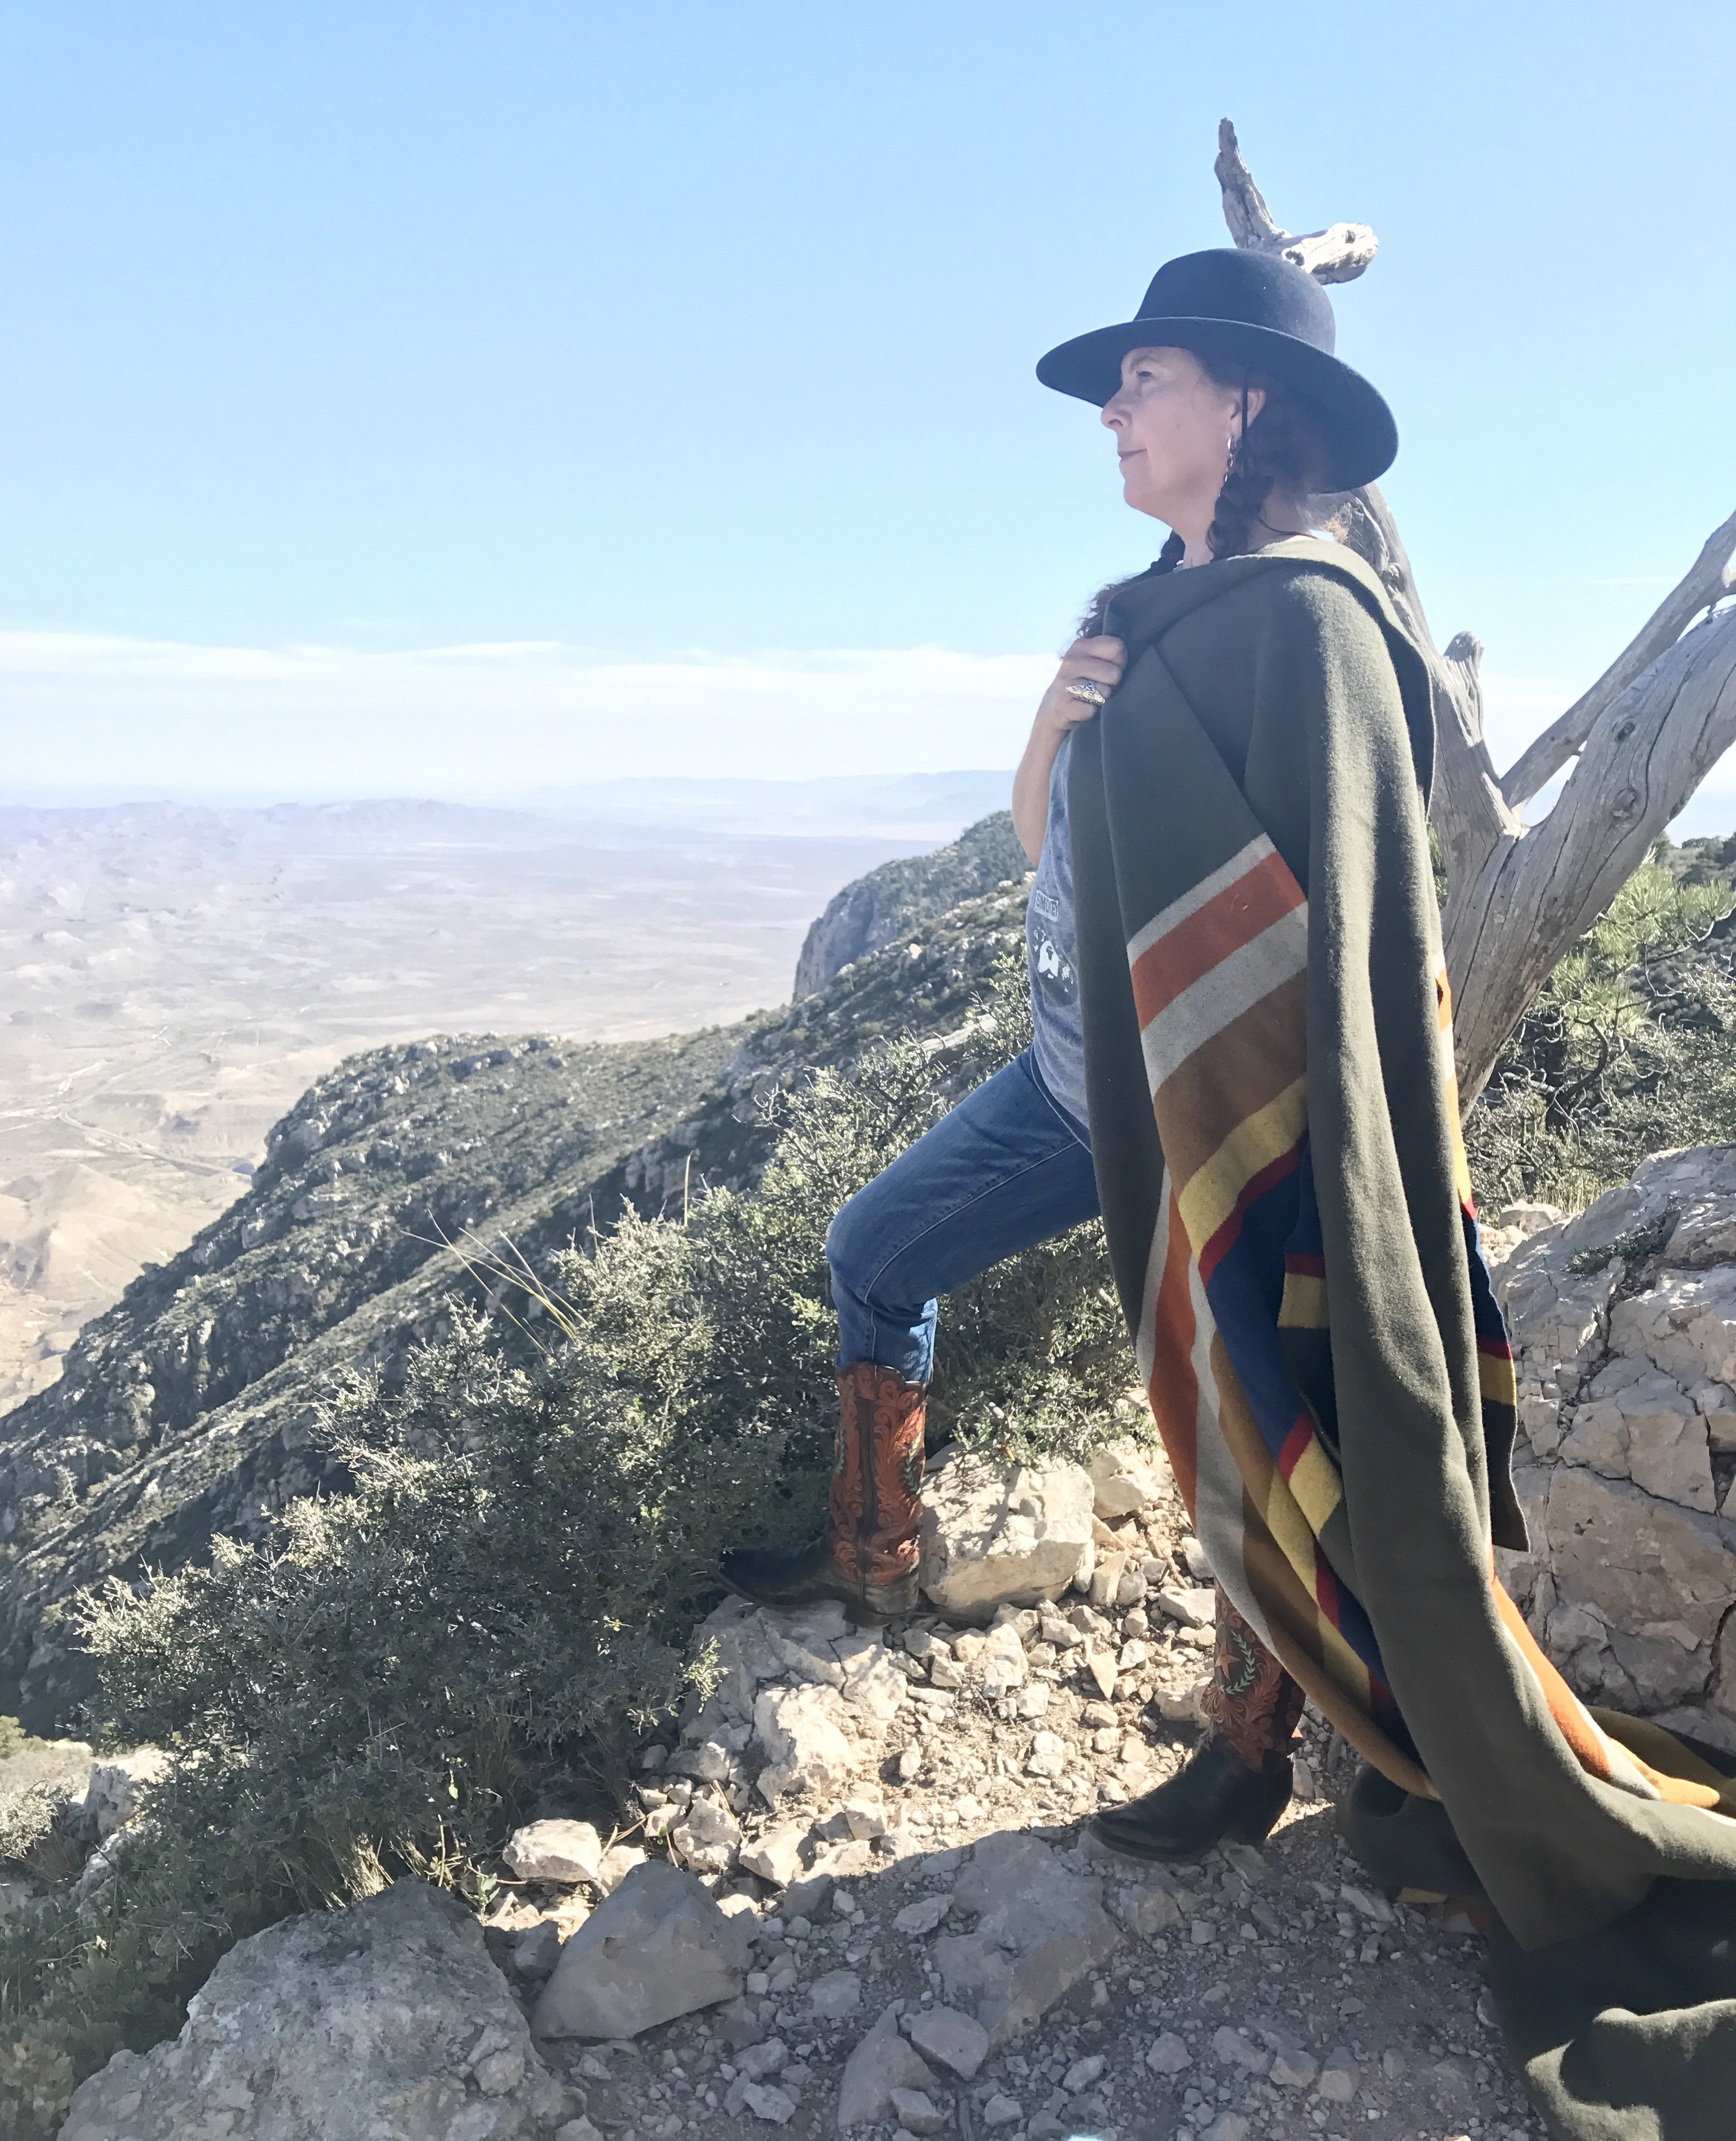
[1036,247,1397,491]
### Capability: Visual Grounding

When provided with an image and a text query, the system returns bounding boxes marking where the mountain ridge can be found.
[0,814,1028,1729]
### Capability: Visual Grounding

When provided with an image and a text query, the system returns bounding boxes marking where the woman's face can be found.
[1100,346,1262,528]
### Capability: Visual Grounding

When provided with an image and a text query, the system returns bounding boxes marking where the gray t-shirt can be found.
[1025,731,1090,1137]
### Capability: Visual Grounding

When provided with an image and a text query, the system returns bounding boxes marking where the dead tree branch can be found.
[1500,507,1736,808]
[1213,119,1377,285]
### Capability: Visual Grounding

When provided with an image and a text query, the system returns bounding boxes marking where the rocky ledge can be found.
[57,1444,1545,2140]
[1495,1145,1736,1750]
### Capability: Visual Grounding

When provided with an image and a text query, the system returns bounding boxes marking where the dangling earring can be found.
[1224,435,1238,485]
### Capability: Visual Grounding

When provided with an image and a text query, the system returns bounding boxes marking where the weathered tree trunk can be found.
[1214,121,1736,1107]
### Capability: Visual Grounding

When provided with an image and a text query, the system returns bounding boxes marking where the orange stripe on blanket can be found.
[1129,847,1305,1025]
[1490,1572,1723,1810]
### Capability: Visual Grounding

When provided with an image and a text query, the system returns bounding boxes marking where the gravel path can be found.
[500,1589,1552,2141]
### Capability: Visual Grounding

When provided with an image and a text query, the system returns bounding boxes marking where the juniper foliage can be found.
[1466,845,1736,1211]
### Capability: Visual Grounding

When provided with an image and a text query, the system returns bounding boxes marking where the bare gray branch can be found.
[1500,507,1736,808]
[1215,118,1377,284]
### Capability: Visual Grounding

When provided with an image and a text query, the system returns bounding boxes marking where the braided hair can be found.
[1200,362,1331,561]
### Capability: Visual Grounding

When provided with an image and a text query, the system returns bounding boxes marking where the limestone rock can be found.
[1493,1143,1736,1746]
[754,1682,857,1805]
[82,1747,171,1840]
[502,1818,603,1884]
[668,1794,741,1874]
[1087,1440,1172,1519]
[1146,2031,1192,2074]
[532,1861,749,2040]
[931,1832,1122,2046]
[978,1622,1029,1698]
[739,1823,808,1887]
[919,1454,1094,1620]
[59,1879,571,2140]
[1156,1585,1216,1629]
[907,2003,989,2079]
[838,2006,940,2127]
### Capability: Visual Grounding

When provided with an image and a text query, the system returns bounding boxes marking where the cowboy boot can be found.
[1091,1584,1303,1863]
[1091,1732,1293,1863]
[719,1363,925,1618]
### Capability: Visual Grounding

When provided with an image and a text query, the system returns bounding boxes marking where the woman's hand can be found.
[1013,635,1128,863]
[1034,634,1127,738]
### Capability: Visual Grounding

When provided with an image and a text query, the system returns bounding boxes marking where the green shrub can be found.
[1467,851,1736,1211]
[0,955,1129,2135]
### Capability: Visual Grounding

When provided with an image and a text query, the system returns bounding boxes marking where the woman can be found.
[722,246,1408,1861]
[725,250,1736,2128]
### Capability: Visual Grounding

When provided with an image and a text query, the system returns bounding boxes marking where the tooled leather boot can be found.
[1090,1732,1293,1863]
[719,1363,925,1619]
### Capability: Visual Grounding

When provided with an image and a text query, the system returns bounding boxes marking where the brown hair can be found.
[1198,360,1331,562]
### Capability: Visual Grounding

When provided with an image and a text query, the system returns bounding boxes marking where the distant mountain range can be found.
[0,771,1016,844]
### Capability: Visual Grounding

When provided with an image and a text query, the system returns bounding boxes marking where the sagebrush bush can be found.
[0,956,1132,2134]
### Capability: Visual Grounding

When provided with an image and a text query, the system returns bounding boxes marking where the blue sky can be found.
[2,2,1733,815]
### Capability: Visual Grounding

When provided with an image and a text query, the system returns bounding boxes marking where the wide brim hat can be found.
[1037,247,1397,492]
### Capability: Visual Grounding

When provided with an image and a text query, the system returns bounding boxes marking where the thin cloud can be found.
[0,628,1053,794]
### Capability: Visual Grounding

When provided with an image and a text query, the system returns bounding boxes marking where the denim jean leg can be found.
[825,1050,1099,1382]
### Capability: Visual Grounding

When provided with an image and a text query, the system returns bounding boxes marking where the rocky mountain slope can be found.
[0,817,1031,1731]
[792,812,1028,1000]
[0,794,950,1413]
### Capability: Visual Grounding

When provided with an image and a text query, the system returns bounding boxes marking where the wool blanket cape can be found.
[1068,538,1736,2138]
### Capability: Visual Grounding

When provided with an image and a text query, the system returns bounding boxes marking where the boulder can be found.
[837,2006,941,2127]
[502,1819,603,1884]
[919,1455,1094,1620]
[1494,1146,1736,1746]
[58,1879,572,2140]
[1087,1440,1172,1519]
[931,1832,1122,2046]
[531,1861,749,2041]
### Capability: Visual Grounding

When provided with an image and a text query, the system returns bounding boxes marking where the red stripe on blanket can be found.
[1277,1413,1315,1480]
[1129,848,1305,1026]
[1196,1141,1305,1283]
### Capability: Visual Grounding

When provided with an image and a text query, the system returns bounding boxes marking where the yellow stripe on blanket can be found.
[1173,1076,1308,1256]
[1258,1463,1372,1709]
[1285,1433,1344,1534]
[1479,1351,1517,1405]
[1277,1270,1329,1329]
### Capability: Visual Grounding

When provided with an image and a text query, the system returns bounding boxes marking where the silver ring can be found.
[1065,680,1107,707]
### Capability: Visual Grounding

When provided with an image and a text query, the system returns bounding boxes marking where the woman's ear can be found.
[1236,384,1268,437]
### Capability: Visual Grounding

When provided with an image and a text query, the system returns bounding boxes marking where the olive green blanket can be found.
[1068,537,1736,2138]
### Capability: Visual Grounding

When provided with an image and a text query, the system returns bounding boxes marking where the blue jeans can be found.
[825,1049,1100,1384]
